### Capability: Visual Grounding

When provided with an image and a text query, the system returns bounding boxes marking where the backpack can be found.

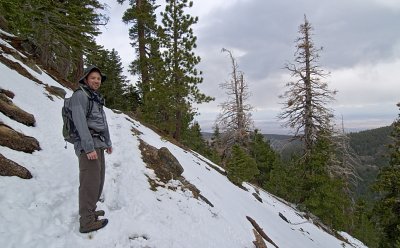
[62,87,93,147]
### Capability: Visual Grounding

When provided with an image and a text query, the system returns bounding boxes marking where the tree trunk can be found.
[303,20,313,160]
[174,109,182,141]
[72,55,84,85]
[38,13,51,68]
[137,0,149,101]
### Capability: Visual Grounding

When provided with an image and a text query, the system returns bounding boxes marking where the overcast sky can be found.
[97,0,400,134]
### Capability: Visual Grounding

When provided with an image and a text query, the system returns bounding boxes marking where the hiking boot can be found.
[95,210,105,217]
[79,219,108,233]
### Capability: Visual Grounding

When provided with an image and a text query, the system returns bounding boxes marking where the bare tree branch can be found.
[215,48,254,162]
[278,16,336,159]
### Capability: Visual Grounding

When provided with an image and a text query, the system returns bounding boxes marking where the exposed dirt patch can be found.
[0,32,77,91]
[0,92,35,126]
[44,85,67,101]
[0,153,32,179]
[247,216,279,248]
[45,85,66,99]
[0,122,40,153]
[0,88,15,98]
[252,228,268,248]
[0,41,41,73]
[139,139,214,207]
[0,33,77,91]
[0,50,43,85]
[0,32,34,57]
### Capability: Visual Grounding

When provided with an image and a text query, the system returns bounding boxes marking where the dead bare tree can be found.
[216,48,253,161]
[330,116,362,200]
[278,15,337,159]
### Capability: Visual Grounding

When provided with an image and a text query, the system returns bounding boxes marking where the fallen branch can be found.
[246,216,279,248]
[0,153,32,179]
[252,229,268,248]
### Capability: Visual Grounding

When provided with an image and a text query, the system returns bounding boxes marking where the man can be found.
[70,65,112,233]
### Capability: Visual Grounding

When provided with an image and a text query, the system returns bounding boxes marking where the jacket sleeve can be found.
[70,91,95,153]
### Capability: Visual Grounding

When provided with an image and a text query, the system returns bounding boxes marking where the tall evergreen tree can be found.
[119,0,160,104]
[373,103,400,247]
[278,15,336,162]
[276,17,345,220]
[0,0,108,80]
[159,0,213,140]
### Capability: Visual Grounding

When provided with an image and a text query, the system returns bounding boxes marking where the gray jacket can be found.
[70,84,112,155]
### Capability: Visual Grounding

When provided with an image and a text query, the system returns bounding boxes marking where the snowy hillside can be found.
[0,30,367,248]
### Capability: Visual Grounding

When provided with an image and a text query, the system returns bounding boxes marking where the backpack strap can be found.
[76,85,94,118]
[77,85,102,138]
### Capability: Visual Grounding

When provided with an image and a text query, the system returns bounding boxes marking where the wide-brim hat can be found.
[78,65,107,84]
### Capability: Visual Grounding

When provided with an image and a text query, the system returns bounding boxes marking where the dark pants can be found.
[78,148,105,226]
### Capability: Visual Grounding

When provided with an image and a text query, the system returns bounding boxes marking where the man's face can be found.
[85,71,102,91]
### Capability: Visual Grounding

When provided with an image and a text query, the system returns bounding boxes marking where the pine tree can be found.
[208,124,223,164]
[302,133,351,230]
[352,199,380,248]
[85,46,140,111]
[182,121,207,154]
[0,0,26,32]
[159,0,213,140]
[278,15,336,161]
[211,124,222,150]
[119,0,160,103]
[373,103,400,247]
[249,129,280,187]
[265,154,304,203]
[266,132,352,230]
[227,145,259,186]
[0,0,108,80]
[124,84,142,112]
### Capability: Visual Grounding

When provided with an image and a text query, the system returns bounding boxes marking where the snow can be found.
[0,35,367,248]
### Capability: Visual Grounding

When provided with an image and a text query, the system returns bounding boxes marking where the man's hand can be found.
[106,147,113,154]
[86,150,98,160]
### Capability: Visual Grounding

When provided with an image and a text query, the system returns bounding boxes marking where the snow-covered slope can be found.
[0,32,367,248]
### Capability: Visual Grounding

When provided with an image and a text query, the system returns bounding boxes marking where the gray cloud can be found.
[191,0,400,133]
[98,0,400,134]
[197,0,400,79]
